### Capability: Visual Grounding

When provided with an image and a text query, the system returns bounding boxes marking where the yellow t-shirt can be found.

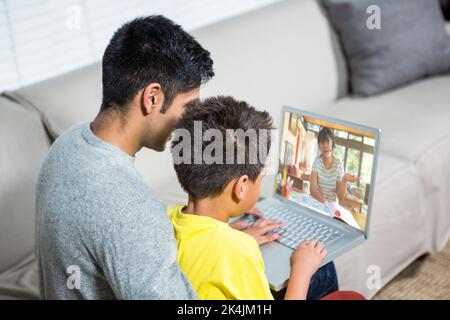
[167,205,273,300]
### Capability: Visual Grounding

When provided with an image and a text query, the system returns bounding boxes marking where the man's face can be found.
[144,87,200,151]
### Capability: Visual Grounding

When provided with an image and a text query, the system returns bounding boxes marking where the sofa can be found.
[1,0,449,299]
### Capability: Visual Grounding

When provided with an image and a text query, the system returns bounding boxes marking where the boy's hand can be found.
[245,206,263,218]
[228,205,263,231]
[228,206,283,245]
[244,219,285,245]
[284,240,327,300]
[290,240,327,279]
[233,218,285,245]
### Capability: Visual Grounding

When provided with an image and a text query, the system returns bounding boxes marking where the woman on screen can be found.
[309,127,358,204]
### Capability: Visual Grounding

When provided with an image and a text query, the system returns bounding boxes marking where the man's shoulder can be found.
[48,122,87,151]
[39,121,141,189]
[39,122,89,173]
[37,120,167,226]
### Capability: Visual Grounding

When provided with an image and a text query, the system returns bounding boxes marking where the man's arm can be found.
[97,200,197,300]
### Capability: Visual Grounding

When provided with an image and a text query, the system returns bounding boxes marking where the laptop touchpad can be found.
[260,241,293,291]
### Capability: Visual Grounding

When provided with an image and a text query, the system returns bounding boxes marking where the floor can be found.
[373,239,450,300]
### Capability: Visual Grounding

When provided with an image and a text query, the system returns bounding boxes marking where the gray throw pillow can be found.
[321,0,450,96]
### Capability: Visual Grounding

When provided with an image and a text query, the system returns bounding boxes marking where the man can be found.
[36,15,337,300]
[36,15,282,299]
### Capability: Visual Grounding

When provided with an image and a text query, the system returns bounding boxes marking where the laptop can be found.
[240,106,381,291]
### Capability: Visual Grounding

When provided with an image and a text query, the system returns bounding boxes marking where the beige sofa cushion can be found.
[1,0,348,207]
[0,97,50,272]
[315,74,450,255]
[0,252,39,300]
[5,0,347,140]
[192,0,348,126]
[335,153,430,298]
[3,63,102,139]
[315,75,450,162]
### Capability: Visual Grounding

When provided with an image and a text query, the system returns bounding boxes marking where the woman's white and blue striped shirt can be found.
[311,155,344,202]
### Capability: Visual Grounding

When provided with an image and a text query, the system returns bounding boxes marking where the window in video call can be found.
[275,111,377,232]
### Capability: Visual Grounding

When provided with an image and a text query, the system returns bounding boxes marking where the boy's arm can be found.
[284,270,311,300]
[284,240,327,300]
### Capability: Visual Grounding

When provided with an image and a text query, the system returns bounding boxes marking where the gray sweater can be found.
[35,122,197,299]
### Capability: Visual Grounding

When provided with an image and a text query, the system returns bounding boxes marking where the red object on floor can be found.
[320,291,366,300]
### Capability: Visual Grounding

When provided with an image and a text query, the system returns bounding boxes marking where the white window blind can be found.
[0,0,20,90]
[0,0,280,92]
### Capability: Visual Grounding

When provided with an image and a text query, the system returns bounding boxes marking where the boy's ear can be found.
[232,175,249,202]
[142,83,163,115]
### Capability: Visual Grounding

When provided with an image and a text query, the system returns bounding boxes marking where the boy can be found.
[168,96,329,299]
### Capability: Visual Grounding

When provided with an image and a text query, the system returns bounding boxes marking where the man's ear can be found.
[142,83,163,115]
[232,175,249,202]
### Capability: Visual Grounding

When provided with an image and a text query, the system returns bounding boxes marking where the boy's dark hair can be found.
[101,15,214,113]
[172,96,272,199]
[317,127,336,150]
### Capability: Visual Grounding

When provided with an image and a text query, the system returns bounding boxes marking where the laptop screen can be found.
[275,109,380,233]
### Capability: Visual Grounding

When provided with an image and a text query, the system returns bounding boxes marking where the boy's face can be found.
[231,172,264,218]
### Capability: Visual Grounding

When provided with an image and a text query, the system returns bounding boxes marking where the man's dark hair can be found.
[317,127,336,149]
[172,96,272,199]
[101,15,214,113]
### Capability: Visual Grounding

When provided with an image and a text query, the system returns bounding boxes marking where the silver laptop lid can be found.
[272,106,381,239]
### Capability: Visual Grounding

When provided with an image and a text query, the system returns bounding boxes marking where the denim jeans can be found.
[271,262,339,300]
[306,262,339,300]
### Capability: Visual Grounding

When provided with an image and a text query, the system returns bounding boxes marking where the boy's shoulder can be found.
[168,205,260,256]
[216,222,261,256]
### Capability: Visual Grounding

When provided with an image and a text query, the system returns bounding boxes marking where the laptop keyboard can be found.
[243,205,345,250]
